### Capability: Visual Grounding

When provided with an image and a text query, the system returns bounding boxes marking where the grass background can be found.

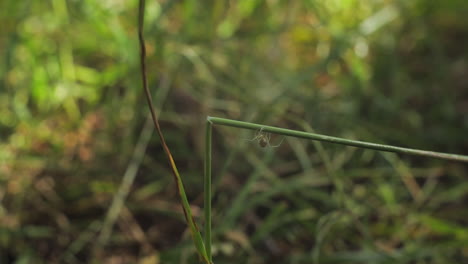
[1,0,468,263]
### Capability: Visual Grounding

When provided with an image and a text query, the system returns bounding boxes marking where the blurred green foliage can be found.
[1,0,468,263]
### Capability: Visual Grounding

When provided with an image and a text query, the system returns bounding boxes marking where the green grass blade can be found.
[204,120,213,262]
[138,1,210,263]
[207,116,468,163]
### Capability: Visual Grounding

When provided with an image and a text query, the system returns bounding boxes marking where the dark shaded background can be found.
[1,0,468,263]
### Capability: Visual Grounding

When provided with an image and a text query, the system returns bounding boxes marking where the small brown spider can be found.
[247,127,284,148]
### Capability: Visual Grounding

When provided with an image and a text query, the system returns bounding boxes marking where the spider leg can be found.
[245,135,260,141]
[244,127,265,141]
[269,136,285,148]
[256,127,265,137]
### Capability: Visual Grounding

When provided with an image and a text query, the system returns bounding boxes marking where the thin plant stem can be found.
[202,115,468,263]
[204,120,213,262]
[138,0,210,263]
[207,116,468,163]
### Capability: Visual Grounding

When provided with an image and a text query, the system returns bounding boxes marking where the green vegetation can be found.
[1,0,468,263]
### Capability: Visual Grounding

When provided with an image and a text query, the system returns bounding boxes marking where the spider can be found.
[247,127,284,148]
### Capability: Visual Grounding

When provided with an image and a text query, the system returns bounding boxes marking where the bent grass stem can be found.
[207,116,468,162]
[203,116,468,262]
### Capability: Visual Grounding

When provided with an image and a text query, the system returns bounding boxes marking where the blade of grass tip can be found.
[138,1,210,263]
